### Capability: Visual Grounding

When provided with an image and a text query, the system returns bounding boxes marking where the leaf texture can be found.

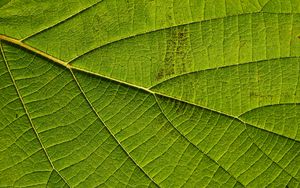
[0,0,299,187]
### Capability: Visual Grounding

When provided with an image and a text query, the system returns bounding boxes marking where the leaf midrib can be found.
[73,65,300,184]
[69,69,160,187]
[1,35,299,186]
[1,34,298,143]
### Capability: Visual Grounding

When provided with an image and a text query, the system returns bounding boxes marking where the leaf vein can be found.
[21,0,104,41]
[0,41,71,188]
[153,93,246,187]
[69,68,160,187]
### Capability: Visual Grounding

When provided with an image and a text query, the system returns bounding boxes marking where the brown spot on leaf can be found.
[250,92,274,100]
[156,26,190,81]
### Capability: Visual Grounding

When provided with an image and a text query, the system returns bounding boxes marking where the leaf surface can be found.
[0,0,299,187]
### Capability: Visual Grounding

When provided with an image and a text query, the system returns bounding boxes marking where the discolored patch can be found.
[156,26,191,81]
[250,91,275,100]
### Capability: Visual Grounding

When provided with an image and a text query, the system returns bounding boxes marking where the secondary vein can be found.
[69,68,160,187]
[153,93,246,187]
[1,34,299,151]
[21,0,104,41]
[0,35,67,67]
[0,41,71,187]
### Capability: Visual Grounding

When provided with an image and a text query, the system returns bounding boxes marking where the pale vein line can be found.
[260,0,271,11]
[69,68,160,187]
[153,93,246,187]
[0,35,67,67]
[66,12,296,64]
[1,34,299,157]
[46,170,55,187]
[0,41,71,187]
[70,66,154,94]
[155,93,300,184]
[21,0,104,41]
[238,103,300,118]
[148,56,300,89]
[286,177,297,187]
[2,34,299,143]
[156,92,300,145]
[242,122,300,183]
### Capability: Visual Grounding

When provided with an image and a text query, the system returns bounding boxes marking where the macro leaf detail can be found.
[0,0,300,187]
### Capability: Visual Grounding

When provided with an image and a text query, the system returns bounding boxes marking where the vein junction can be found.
[0,34,298,144]
[1,33,299,186]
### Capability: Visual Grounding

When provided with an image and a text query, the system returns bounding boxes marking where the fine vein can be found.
[21,0,104,41]
[0,41,71,187]
[1,34,298,143]
[149,56,300,89]
[153,93,245,187]
[155,93,300,184]
[0,34,299,154]
[243,122,300,183]
[69,69,160,187]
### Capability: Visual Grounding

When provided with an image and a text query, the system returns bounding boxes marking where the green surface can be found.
[0,0,299,187]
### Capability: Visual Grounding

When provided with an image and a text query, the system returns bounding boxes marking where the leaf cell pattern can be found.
[0,0,299,187]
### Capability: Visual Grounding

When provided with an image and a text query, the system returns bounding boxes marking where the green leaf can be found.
[0,0,299,187]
